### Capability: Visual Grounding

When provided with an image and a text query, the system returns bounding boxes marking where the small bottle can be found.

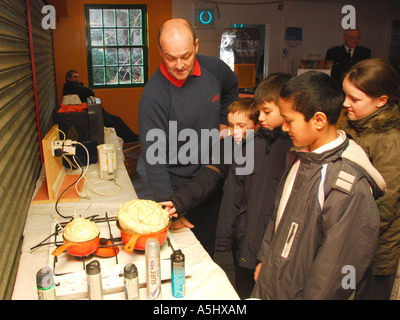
[86,260,104,300]
[36,266,56,300]
[124,263,139,300]
[145,238,161,300]
[171,249,185,298]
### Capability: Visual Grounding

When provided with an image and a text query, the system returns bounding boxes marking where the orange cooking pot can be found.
[117,220,170,253]
[51,234,100,257]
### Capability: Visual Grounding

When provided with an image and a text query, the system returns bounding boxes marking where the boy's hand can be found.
[170,216,195,230]
[254,262,262,282]
[159,201,178,218]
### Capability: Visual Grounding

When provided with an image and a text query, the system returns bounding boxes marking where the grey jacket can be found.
[251,135,386,300]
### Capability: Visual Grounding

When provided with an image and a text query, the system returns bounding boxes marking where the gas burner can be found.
[49,212,176,276]
[50,213,122,272]
[45,213,186,300]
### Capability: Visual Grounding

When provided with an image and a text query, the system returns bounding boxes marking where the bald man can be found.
[157,19,198,81]
[138,19,238,255]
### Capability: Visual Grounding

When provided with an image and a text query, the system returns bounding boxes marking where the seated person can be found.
[61,70,139,143]
[63,70,95,103]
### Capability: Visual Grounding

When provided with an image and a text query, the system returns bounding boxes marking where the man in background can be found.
[62,69,138,143]
[63,69,95,103]
[325,27,371,86]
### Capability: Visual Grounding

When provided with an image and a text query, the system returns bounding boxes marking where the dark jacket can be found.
[138,55,238,201]
[325,45,371,85]
[63,81,95,103]
[251,135,385,300]
[340,104,400,276]
[169,135,236,215]
[215,127,292,270]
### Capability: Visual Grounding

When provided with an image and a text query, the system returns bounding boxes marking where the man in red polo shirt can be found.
[138,18,238,256]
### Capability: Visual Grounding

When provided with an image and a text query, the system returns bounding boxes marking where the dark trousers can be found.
[234,264,255,299]
[355,265,395,300]
[367,274,395,300]
[103,108,139,143]
[232,242,255,299]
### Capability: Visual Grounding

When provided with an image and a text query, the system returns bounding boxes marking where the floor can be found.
[129,155,236,289]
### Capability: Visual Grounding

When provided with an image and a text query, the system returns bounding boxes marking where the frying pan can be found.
[117,220,170,253]
[51,233,100,257]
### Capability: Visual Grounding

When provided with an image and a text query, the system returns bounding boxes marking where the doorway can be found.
[227,23,268,92]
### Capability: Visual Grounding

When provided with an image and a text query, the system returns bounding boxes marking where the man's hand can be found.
[170,216,195,230]
[159,201,178,218]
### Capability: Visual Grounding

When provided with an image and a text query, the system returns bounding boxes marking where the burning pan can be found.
[117,220,170,253]
[51,233,100,257]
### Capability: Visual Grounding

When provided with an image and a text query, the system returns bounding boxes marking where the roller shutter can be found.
[29,0,57,132]
[0,0,58,299]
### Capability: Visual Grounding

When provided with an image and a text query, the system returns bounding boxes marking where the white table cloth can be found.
[12,128,239,300]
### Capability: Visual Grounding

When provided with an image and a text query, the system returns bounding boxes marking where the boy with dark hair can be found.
[251,71,386,300]
[162,74,293,298]
[161,97,259,221]
[215,73,293,298]
[160,97,259,254]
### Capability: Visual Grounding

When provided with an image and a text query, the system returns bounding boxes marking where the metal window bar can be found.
[86,5,147,88]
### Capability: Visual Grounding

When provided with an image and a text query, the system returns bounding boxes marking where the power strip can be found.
[52,139,77,156]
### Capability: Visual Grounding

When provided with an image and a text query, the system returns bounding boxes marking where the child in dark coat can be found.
[214,73,293,298]
[160,97,260,256]
[162,74,293,298]
[252,71,385,300]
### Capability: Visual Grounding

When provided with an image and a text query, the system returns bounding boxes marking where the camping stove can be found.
[48,214,177,300]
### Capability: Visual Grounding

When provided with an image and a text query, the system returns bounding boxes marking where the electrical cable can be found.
[54,157,84,220]
[52,128,122,219]
[54,126,66,142]
[55,165,83,220]
[29,230,59,251]
[58,154,94,217]
[72,141,123,197]
[73,141,90,198]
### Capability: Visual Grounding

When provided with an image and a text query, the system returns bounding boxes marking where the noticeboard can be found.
[297,60,333,76]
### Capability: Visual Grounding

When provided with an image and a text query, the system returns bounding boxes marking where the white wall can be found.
[172,0,400,75]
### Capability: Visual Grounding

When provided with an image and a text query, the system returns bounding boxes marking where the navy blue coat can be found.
[215,127,292,270]
[325,45,371,85]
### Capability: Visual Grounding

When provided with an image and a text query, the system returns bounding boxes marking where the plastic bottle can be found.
[36,266,56,300]
[171,249,185,298]
[124,263,139,300]
[145,238,161,300]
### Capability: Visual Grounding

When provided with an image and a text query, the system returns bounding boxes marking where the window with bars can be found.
[85,5,148,88]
